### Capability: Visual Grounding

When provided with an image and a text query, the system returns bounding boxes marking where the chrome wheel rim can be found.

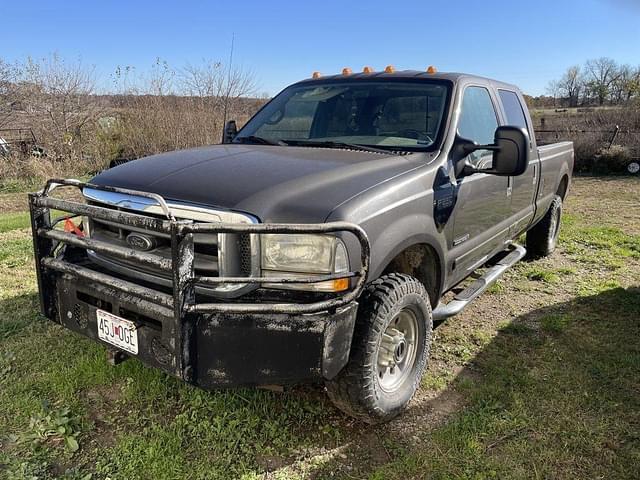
[376,308,419,392]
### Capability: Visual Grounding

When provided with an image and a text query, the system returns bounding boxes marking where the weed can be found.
[524,267,559,283]
[19,403,82,453]
[422,370,453,391]
[556,267,576,275]
[487,280,505,294]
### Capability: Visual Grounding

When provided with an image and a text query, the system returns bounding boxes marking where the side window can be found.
[498,89,529,134]
[457,86,498,164]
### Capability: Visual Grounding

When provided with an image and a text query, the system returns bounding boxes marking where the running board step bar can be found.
[432,244,526,321]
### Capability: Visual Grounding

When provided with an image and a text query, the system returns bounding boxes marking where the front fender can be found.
[368,217,446,284]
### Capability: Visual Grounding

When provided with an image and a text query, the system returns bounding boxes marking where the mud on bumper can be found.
[29,179,370,386]
[56,276,358,385]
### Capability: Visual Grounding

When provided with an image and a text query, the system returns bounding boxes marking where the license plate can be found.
[96,309,138,355]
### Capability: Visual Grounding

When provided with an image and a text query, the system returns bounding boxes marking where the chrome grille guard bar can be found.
[29,179,371,317]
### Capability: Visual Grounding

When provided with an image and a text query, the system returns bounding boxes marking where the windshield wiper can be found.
[281,139,390,154]
[234,135,283,146]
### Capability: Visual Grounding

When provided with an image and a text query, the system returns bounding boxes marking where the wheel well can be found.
[382,244,441,308]
[557,175,569,200]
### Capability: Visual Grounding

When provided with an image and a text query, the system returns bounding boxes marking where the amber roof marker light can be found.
[384,65,395,73]
[363,66,374,74]
[426,65,437,74]
[312,71,322,79]
[342,67,352,75]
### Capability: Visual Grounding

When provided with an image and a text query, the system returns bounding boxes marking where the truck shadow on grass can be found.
[307,285,640,479]
[1,286,638,479]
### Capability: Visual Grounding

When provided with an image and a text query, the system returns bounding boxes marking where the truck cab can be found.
[29,67,573,423]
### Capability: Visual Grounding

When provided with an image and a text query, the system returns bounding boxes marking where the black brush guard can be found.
[29,179,371,385]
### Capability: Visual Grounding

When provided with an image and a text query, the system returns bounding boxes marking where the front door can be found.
[450,85,511,282]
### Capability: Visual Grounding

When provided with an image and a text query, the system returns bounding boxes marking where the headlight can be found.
[261,234,350,291]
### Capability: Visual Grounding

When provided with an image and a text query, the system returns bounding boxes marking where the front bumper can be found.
[29,179,370,386]
[56,275,358,386]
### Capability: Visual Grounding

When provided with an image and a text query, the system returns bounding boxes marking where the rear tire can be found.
[326,273,432,424]
[526,194,562,258]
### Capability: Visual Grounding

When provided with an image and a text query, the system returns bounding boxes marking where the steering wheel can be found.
[395,129,433,143]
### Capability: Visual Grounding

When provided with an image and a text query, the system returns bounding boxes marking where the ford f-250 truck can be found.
[29,67,573,423]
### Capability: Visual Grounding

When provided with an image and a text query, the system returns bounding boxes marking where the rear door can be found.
[496,89,540,235]
[450,85,511,280]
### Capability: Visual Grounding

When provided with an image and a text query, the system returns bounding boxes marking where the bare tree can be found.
[611,64,640,104]
[219,65,257,120]
[628,66,640,102]
[180,60,256,104]
[109,58,259,159]
[546,79,561,107]
[178,59,257,135]
[585,57,620,106]
[560,66,583,107]
[146,57,175,96]
[547,66,583,107]
[22,53,99,159]
[0,59,23,129]
[180,60,225,98]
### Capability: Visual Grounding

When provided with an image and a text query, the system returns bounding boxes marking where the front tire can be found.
[526,195,562,258]
[326,274,432,424]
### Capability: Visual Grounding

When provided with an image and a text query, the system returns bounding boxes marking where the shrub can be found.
[593,144,632,174]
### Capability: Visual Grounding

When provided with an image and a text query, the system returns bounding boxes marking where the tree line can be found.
[546,57,640,108]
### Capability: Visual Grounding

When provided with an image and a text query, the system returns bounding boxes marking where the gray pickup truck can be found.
[29,68,573,423]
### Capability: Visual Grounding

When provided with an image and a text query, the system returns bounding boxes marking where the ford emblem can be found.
[126,232,156,251]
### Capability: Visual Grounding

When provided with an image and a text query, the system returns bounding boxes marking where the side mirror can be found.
[222,120,237,144]
[454,126,529,177]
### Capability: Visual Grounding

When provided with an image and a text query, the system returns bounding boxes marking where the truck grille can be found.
[82,190,257,295]
[90,219,227,275]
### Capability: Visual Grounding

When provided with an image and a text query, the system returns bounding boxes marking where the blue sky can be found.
[2,0,639,96]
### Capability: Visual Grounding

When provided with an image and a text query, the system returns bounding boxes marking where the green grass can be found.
[539,313,572,332]
[524,266,559,283]
[0,211,31,233]
[560,214,640,270]
[1,176,639,479]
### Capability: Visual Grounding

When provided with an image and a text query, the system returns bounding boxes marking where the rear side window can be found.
[498,89,529,133]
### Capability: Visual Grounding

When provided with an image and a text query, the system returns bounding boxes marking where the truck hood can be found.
[90,144,425,222]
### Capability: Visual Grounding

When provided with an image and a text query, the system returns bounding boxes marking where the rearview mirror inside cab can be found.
[453,126,529,177]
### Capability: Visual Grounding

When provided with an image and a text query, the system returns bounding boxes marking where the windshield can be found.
[235,80,451,151]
